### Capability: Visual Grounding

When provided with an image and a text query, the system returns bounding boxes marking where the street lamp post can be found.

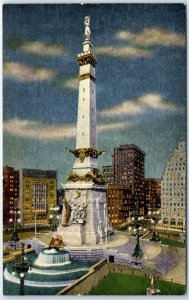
[128,226,131,235]
[148,199,160,242]
[12,242,32,295]
[131,201,143,259]
[49,206,60,231]
[9,202,21,249]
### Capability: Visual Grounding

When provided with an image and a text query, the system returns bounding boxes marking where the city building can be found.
[113,144,145,213]
[102,166,113,184]
[107,184,133,227]
[161,141,186,230]
[144,178,161,213]
[19,169,57,227]
[3,165,19,226]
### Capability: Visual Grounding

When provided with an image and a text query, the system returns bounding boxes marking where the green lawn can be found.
[89,273,185,295]
[160,237,185,248]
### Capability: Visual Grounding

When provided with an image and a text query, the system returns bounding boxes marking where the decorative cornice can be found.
[77,53,97,67]
[78,73,95,83]
[66,146,105,163]
[67,170,106,185]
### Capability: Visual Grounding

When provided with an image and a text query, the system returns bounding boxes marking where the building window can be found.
[163,217,168,228]
[177,218,183,229]
[170,218,176,228]
[31,184,47,212]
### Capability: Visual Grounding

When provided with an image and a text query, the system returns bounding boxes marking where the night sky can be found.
[3,4,186,187]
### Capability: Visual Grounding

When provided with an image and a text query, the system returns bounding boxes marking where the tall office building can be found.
[144,178,161,213]
[107,184,132,227]
[3,165,19,225]
[19,169,57,227]
[161,141,186,229]
[102,166,114,184]
[113,144,145,213]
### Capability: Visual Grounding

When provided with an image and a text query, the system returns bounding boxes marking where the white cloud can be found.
[100,100,143,118]
[3,119,76,140]
[94,27,185,59]
[3,119,129,141]
[65,77,79,89]
[99,93,184,118]
[138,94,179,110]
[19,41,65,56]
[95,46,152,58]
[115,28,185,47]
[115,31,136,41]
[97,121,130,132]
[4,62,56,82]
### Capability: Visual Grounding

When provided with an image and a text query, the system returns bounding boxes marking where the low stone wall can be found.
[31,238,47,254]
[65,247,145,269]
[3,248,34,265]
[57,260,143,295]
[67,248,105,261]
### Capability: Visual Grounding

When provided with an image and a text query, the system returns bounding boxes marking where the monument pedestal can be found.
[58,182,108,246]
[59,224,85,246]
[146,287,161,296]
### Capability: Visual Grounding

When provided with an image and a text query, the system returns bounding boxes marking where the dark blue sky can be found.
[3,4,186,187]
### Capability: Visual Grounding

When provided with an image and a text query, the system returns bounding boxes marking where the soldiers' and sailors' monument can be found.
[58,16,109,246]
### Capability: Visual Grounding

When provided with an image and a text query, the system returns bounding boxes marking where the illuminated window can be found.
[31,184,47,212]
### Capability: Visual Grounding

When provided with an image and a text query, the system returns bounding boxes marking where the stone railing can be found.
[68,248,105,261]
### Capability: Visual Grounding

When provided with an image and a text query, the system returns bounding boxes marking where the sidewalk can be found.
[162,248,186,284]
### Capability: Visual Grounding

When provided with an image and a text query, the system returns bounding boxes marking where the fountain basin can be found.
[4,251,96,295]
[34,248,70,266]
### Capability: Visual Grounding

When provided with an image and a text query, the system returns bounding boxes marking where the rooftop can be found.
[21,168,57,178]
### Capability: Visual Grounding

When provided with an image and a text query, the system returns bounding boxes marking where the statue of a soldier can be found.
[84,16,90,41]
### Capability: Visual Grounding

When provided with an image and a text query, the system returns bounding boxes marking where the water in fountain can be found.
[4,249,96,295]
[34,248,70,266]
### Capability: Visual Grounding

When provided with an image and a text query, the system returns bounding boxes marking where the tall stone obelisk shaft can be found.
[72,31,98,173]
[76,42,96,150]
